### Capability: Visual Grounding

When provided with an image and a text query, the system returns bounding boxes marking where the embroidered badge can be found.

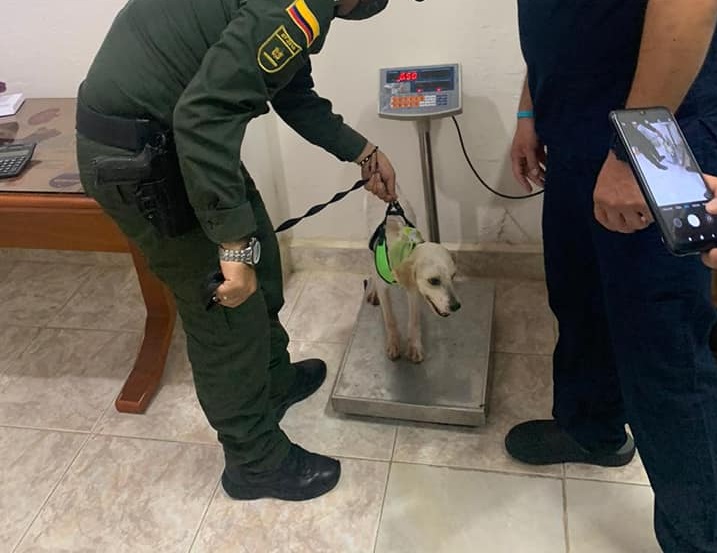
[258,25,302,73]
[286,0,321,47]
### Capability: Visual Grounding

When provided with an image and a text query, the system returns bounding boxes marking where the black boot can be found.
[222,444,341,501]
[505,419,636,467]
[276,359,327,422]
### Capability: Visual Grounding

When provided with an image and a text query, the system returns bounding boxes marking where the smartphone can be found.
[610,107,714,256]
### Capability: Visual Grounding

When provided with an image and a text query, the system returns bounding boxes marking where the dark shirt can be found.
[518,0,717,158]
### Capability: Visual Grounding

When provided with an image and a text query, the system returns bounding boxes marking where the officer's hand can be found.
[510,118,546,192]
[701,175,717,269]
[215,259,258,309]
[358,144,397,203]
[594,153,654,233]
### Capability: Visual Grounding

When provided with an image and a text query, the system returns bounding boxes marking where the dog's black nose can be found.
[450,300,462,312]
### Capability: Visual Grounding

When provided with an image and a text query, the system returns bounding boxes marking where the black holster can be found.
[93,140,199,238]
[76,93,199,238]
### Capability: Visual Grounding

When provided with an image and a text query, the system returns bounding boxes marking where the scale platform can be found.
[331,279,495,427]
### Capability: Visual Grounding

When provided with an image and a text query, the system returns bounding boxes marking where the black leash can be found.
[274,178,369,233]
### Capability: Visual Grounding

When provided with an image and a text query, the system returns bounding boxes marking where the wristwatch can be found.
[219,237,261,266]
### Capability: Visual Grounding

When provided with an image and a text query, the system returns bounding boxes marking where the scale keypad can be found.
[389,94,450,110]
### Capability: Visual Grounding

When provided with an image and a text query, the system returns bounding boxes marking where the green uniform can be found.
[77,0,367,472]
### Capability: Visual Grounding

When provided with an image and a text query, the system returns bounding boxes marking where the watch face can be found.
[252,240,261,265]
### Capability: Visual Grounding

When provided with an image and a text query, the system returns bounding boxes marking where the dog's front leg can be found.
[406,290,424,363]
[377,282,401,360]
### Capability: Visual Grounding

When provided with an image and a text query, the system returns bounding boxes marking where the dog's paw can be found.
[386,338,401,360]
[406,341,425,364]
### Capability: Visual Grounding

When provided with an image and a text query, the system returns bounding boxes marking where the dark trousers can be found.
[76,133,295,473]
[544,133,717,551]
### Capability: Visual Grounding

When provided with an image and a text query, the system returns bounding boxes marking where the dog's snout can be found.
[449,299,462,313]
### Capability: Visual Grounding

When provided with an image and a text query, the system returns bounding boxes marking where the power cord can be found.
[451,116,544,200]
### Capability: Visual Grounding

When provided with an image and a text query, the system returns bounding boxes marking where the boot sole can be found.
[221,465,341,502]
[506,437,637,467]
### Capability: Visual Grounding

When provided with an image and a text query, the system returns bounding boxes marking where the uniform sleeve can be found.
[271,61,368,162]
[173,3,312,244]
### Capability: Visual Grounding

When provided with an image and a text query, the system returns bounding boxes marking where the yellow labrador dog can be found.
[364,191,461,363]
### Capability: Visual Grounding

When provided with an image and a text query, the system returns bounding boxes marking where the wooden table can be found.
[0,98,175,414]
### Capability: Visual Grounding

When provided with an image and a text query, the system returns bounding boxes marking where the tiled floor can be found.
[0,259,661,553]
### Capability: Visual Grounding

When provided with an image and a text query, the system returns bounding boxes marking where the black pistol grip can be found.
[204,271,225,311]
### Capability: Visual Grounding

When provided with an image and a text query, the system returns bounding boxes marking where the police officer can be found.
[76,0,397,502]
[507,1,717,550]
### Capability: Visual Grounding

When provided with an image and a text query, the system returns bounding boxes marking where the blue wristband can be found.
[517,110,534,119]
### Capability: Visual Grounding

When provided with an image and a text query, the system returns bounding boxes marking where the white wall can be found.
[1,0,542,246]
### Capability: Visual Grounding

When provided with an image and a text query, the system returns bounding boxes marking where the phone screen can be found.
[613,109,714,253]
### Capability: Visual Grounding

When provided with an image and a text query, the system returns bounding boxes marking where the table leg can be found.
[115,241,177,413]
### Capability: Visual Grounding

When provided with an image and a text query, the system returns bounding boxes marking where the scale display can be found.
[379,63,462,119]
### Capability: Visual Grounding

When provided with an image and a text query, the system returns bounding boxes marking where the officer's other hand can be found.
[358,143,398,202]
[216,257,258,309]
[511,118,546,192]
[701,175,717,269]
[594,153,654,233]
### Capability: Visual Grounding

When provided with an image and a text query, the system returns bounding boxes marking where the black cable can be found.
[451,116,544,200]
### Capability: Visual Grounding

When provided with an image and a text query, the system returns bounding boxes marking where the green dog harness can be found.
[369,202,424,285]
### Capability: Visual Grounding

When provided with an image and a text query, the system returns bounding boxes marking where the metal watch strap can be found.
[219,240,254,264]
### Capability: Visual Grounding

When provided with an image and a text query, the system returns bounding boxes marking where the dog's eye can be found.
[428,277,441,286]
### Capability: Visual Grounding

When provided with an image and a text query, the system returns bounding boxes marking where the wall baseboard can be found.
[287,239,545,281]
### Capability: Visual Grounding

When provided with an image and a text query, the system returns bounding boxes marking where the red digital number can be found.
[396,71,419,82]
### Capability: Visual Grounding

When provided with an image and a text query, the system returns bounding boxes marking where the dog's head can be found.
[395,242,461,317]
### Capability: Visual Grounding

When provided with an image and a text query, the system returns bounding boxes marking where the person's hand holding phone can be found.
[700,175,717,269]
[594,152,654,233]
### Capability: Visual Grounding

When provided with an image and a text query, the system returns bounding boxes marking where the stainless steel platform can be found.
[331,279,495,427]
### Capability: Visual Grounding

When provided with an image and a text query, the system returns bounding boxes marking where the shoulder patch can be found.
[286,0,321,47]
[257,25,303,74]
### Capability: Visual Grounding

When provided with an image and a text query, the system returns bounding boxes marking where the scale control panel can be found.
[379,63,462,120]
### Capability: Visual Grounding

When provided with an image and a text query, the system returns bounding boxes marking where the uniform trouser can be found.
[76,133,294,473]
[543,140,717,551]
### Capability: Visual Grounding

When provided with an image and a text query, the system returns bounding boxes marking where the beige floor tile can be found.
[279,271,308,327]
[282,341,396,461]
[0,262,93,327]
[566,480,660,553]
[494,279,556,355]
[15,435,222,553]
[48,265,146,331]
[0,329,141,431]
[286,272,365,343]
[375,463,565,553]
[566,450,650,486]
[96,329,216,444]
[192,458,388,553]
[0,325,40,368]
[0,258,13,282]
[394,353,562,477]
[0,427,87,550]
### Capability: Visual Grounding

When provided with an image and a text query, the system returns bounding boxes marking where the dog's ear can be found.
[394,256,416,288]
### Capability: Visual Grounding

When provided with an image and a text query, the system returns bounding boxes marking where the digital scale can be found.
[330,64,496,427]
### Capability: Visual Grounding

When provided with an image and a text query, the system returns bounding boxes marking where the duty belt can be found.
[75,88,168,152]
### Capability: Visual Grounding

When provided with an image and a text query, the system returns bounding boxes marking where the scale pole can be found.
[417,118,441,243]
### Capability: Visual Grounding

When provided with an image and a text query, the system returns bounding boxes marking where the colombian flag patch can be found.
[286,0,320,47]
